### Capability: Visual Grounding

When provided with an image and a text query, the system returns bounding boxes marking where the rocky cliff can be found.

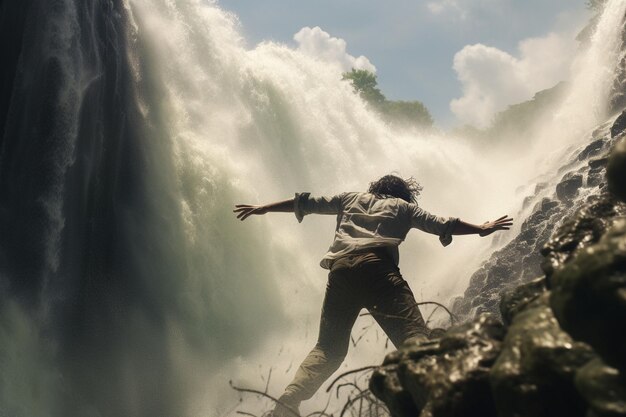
[369,114,626,417]
[452,115,626,318]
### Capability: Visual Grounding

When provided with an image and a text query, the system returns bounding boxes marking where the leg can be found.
[365,267,429,348]
[277,271,361,411]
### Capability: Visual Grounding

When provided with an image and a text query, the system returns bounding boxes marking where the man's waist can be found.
[329,247,393,271]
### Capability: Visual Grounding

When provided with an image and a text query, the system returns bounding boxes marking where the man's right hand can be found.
[479,215,514,236]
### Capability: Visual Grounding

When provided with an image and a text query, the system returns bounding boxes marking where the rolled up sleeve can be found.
[294,192,345,223]
[409,204,459,247]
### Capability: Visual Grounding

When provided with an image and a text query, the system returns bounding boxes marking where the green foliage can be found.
[380,100,434,128]
[342,69,433,129]
[342,69,386,105]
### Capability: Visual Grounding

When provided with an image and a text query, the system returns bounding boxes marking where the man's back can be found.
[294,191,458,268]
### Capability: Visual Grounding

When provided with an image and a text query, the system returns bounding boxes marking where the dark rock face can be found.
[491,292,594,417]
[372,281,623,417]
[575,358,626,417]
[610,111,626,138]
[498,277,545,326]
[370,315,504,417]
[607,136,626,201]
[453,197,563,317]
[556,173,583,201]
[454,119,625,319]
[578,138,606,161]
[540,193,626,278]
[550,220,626,374]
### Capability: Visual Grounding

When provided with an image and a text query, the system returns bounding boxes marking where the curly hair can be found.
[368,174,423,204]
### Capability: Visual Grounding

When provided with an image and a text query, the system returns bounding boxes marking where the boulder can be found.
[610,110,626,138]
[575,358,626,417]
[577,138,607,161]
[550,220,626,373]
[370,315,504,417]
[556,173,583,201]
[607,137,626,202]
[540,193,626,278]
[499,277,546,326]
[491,293,594,417]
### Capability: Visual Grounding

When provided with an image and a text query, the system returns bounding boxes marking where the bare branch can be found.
[339,391,371,417]
[359,300,457,325]
[325,366,377,393]
[237,411,259,417]
[264,368,273,394]
[229,381,300,417]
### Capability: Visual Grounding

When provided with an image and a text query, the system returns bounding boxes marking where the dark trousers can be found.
[280,251,428,403]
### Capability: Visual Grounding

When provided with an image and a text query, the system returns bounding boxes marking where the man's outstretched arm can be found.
[233,199,294,221]
[453,215,513,237]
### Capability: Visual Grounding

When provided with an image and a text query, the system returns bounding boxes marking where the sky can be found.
[217,0,591,127]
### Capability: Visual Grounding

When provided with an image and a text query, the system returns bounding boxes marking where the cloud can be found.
[427,0,466,18]
[426,0,496,20]
[450,31,578,128]
[293,26,376,73]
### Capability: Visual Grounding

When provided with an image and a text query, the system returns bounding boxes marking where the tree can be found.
[342,69,434,129]
[342,69,386,105]
[380,100,434,128]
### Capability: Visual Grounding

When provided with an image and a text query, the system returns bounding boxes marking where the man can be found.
[233,174,513,416]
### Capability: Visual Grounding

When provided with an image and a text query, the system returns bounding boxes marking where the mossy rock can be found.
[370,315,504,417]
[491,293,594,417]
[575,358,626,417]
[550,220,626,373]
[607,137,626,202]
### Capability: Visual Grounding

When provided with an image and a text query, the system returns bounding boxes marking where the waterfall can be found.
[0,0,624,416]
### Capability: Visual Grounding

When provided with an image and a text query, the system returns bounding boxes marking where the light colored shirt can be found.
[294,192,459,269]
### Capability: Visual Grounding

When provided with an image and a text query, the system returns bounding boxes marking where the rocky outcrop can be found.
[550,219,626,374]
[608,135,626,200]
[491,292,594,417]
[370,116,626,417]
[370,315,504,417]
[540,192,626,278]
[453,120,625,318]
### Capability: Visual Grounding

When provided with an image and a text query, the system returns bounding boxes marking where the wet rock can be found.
[540,198,560,211]
[589,157,609,169]
[370,315,504,417]
[540,193,626,278]
[499,277,546,326]
[556,173,583,201]
[575,358,626,417]
[454,197,561,317]
[588,171,605,188]
[607,137,626,202]
[610,110,626,138]
[369,364,420,417]
[491,293,594,417]
[455,127,623,318]
[578,139,607,161]
[550,220,626,373]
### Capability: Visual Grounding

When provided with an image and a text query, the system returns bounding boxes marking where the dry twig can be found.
[325,366,378,393]
[230,381,300,417]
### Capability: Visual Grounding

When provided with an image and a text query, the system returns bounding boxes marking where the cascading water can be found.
[0,0,624,416]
